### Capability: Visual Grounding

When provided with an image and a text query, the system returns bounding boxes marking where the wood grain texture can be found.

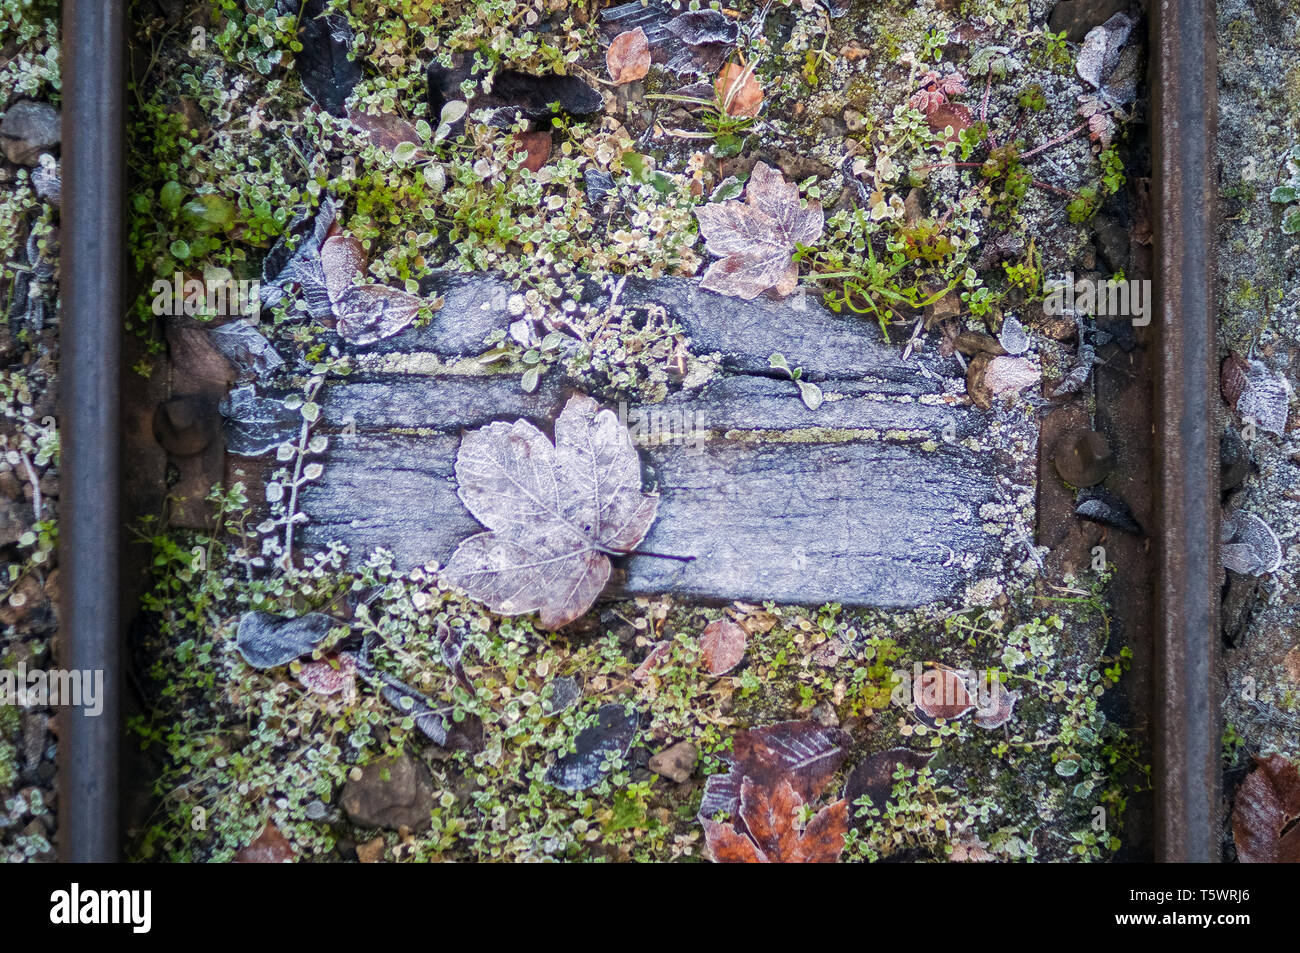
[222,273,1032,608]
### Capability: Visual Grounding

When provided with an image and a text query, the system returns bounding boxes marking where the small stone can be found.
[340,754,435,831]
[356,835,386,863]
[1053,430,1113,487]
[648,740,696,783]
[810,700,840,727]
[0,101,60,166]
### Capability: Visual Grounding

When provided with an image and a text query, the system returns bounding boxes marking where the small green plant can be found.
[1268,144,1300,234]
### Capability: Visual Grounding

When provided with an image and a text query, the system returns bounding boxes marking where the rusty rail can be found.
[1151,0,1221,862]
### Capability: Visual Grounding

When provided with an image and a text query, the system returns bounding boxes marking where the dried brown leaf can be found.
[442,395,659,629]
[912,667,974,723]
[700,618,747,675]
[699,719,848,821]
[1232,754,1300,863]
[296,652,358,697]
[513,130,552,172]
[694,161,823,300]
[345,107,422,152]
[607,27,651,84]
[234,821,295,863]
[715,62,763,117]
[705,777,847,863]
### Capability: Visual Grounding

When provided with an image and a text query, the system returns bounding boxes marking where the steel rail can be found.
[1151,0,1221,862]
[58,0,125,862]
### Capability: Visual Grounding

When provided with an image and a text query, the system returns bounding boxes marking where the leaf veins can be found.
[441,394,659,629]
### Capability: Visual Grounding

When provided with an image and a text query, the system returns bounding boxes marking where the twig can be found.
[1019,122,1088,161]
[18,450,41,521]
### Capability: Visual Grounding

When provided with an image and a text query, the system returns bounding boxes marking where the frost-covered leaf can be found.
[545,703,640,791]
[345,107,421,152]
[441,395,659,629]
[333,283,426,345]
[295,0,362,117]
[1231,357,1292,437]
[236,611,337,669]
[1232,754,1300,863]
[700,618,747,675]
[320,234,368,304]
[699,720,849,821]
[704,777,847,863]
[1221,509,1282,576]
[207,321,284,383]
[973,679,1019,729]
[695,162,822,300]
[296,652,357,696]
[607,28,651,84]
[1076,12,1134,96]
[998,314,1030,355]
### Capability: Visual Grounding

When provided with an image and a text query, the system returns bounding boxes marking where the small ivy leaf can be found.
[607,27,651,85]
[715,62,763,117]
[160,180,185,216]
[700,618,747,675]
[441,394,659,629]
[302,462,325,481]
[236,611,337,669]
[520,366,541,393]
[422,163,447,192]
[842,748,934,824]
[391,141,419,164]
[1221,509,1283,576]
[266,481,285,503]
[1284,209,1300,235]
[797,380,824,411]
[439,100,468,126]
[695,162,823,300]
[545,703,640,792]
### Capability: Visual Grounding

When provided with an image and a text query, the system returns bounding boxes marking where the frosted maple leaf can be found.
[694,161,823,300]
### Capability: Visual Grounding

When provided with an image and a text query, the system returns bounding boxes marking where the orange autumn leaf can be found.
[704,777,847,863]
[606,27,651,85]
[715,62,763,118]
[700,618,747,675]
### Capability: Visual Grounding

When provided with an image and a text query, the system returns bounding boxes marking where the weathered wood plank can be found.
[222,274,1034,609]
